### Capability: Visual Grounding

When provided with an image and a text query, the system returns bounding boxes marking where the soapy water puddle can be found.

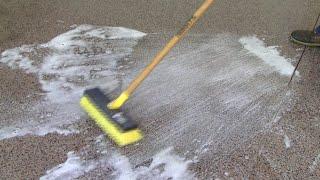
[40,135,194,180]
[0,25,299,179]
[114,33,298,169]
[0,24,146,139]
[0,26,297,141]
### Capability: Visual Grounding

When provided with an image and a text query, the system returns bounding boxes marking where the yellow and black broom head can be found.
[80,88,142,146]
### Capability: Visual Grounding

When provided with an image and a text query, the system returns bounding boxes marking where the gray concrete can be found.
[0,0,319,179]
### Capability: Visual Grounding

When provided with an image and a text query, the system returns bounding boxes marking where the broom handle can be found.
[108,0,215,109]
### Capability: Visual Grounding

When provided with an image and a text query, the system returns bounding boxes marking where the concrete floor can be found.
[0,0,319,179]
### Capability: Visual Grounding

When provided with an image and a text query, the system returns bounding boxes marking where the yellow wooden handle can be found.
[108,0,215,109]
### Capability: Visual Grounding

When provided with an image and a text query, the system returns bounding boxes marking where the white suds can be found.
[1,25,146,103]
[309,154,320,172]
[40,145,194,180]
[284,134,291,149]
[0,126,77,140]
[239,36,297,76]
[40,151,97,180]
[0,25,146,138]
[111,147,194,180]
[107,27,147,40]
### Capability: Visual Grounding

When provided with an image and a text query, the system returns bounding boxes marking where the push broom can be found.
[80,0,215,147]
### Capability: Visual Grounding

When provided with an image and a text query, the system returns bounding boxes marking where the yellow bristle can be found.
[80,96,143,146]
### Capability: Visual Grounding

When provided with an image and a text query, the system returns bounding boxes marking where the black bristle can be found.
[84,88,138,131]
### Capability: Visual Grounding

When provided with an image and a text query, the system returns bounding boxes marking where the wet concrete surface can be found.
[0,1,10,42]
[0,0,319,179]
